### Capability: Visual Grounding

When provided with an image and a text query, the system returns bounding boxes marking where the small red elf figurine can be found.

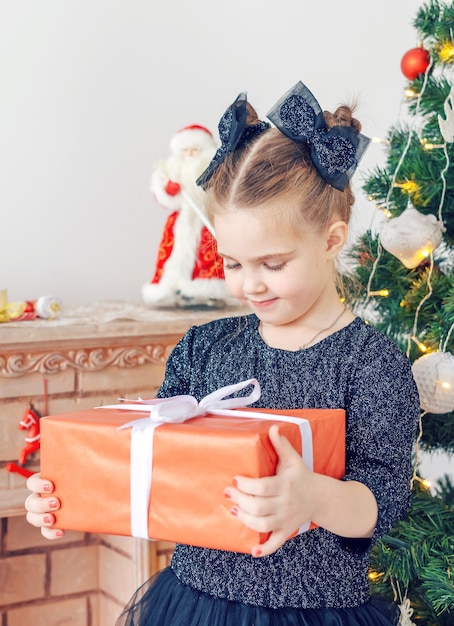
[5,404,42,479]
[142,125,230,308]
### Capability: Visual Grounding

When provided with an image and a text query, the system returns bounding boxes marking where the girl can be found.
[26,82,420,626]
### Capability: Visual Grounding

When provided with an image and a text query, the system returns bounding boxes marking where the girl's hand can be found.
[224,425,316,558]
[25,473,65,540]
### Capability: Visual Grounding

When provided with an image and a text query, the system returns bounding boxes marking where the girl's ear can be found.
[325,221,348,258]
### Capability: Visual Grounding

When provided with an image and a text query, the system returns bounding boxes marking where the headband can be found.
[197,82,370,192]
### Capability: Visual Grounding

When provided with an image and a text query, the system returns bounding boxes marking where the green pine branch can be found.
[370,485,454,623]
[407,75,452,117]
[414,0,454,47]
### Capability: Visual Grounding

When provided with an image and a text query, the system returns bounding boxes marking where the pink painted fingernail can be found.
[44,515,53,524]
[224,488,232,499]
[55,530,64,538]
[252,547,262,557]
[43,483,52,493]
[232,478,238,488]
[230,506,239,517]
[49,499,58,509]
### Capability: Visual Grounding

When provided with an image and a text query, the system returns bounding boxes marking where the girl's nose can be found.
[242,272,266,295]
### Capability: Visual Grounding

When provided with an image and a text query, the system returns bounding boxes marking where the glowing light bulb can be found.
[421,139,445,151]
[411,336,428,352]
[368,289,390,297]
[401,180,420,195]
[438,40,454,63]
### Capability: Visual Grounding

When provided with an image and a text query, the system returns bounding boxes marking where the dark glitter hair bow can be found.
[267,81,370,191]
[196,93,270,189]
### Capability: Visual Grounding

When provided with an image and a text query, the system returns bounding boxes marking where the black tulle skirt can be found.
[116,567,399,626]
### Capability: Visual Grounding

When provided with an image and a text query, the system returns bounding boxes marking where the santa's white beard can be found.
[167,149,214,212]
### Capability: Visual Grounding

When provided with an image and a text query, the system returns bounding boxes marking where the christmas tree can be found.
[346,1,454,623]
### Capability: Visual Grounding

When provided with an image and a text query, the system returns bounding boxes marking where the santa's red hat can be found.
[170,124,216,154]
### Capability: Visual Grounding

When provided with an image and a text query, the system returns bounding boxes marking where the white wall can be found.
[1,0,423,305]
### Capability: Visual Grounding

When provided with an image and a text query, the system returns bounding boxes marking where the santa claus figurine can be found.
[142,124,231,308]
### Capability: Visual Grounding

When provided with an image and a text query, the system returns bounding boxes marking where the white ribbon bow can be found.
[99,379,313,540]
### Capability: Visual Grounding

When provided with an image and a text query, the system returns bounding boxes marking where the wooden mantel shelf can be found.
[0,300,240,378]
[1,299,238,349]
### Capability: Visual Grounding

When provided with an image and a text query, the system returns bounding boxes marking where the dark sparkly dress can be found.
[117,314,420,626]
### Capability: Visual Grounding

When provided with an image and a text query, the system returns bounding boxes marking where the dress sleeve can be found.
[343,336,420,546]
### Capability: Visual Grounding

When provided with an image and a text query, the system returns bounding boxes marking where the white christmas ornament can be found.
[412,351,454,414]
[379,204,445,268]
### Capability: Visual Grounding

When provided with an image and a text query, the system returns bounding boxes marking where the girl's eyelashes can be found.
[223,262,241,271]
[265,262,287,271]
[223,261,287,271]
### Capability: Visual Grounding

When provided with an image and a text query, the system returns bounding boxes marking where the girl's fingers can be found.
[26,507,65,539]
[25,473,64,539]
[267,426,306,476]
[41,527,65,540]
[26,472,54,495]
[250,529,290,558]
[26,509,55,528]
[232,425,303,497]
[232,474,278,498]
[25,492,60,515]
[230,505,278,534]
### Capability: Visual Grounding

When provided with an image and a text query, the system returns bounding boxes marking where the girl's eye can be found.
[265,262,286,271]
[224,262,241,271]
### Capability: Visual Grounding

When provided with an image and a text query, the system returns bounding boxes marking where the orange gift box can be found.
[40,381,345,554]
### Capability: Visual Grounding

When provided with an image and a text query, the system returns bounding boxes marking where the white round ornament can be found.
[412,351,454,414]
[379,204,445,268]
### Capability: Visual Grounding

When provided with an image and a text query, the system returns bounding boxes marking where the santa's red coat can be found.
[151,211,225,284]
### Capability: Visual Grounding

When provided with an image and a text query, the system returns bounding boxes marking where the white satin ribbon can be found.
[98,378,313,540]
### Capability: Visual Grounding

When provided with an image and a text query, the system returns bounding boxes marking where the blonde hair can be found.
[205,106,357,235]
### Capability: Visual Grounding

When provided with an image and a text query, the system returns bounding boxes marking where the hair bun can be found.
[323,106,362,133]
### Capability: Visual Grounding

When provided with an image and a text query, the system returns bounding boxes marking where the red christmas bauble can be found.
[400,47,430,80]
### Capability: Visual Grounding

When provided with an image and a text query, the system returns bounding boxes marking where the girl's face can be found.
[215,206,342,330]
